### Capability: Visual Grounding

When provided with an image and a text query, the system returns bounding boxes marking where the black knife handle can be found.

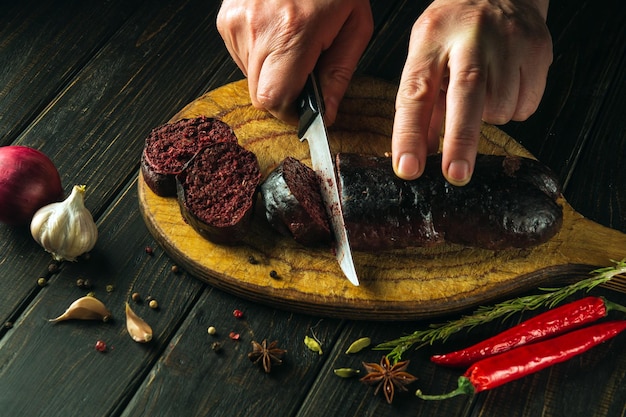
[297,74,325,139]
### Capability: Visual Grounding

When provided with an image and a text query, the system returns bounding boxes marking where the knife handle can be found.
[297,74,325,139]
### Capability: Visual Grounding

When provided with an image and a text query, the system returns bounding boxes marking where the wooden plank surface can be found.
[0,0,625,416]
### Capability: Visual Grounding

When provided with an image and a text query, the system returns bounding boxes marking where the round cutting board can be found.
[138,77,626,320]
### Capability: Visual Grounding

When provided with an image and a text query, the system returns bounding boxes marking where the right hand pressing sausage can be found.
[217,0,373,126]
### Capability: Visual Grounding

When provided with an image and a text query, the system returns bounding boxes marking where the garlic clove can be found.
[49,295,112,323]
[125,303,153,343]
[30,184,98,262]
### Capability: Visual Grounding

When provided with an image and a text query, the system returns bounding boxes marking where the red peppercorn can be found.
[233,309,244,319]
[95,340,107,352]
[145,246,153,255]
[229,331,241,341]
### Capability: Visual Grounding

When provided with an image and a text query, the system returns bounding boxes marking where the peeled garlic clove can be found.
[125,303,153,343]
[49,295,112,323]
[30,184,98,262]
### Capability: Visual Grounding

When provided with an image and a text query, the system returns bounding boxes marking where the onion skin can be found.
[0,146,64,225]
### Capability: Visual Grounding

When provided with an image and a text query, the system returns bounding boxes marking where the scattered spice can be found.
[131,292,142,303]
[171,265,179,274]
[417,321,626,400]
[304,335,323,355]
[105,284,115,293]
[360,356,417,404]
[269,270,279,279]
[211,341,223,353]
[95,340,107,352]
[233,309,244,319]
[207,326,217,335]
[334,368,361,378]
[76,278,91,289]
[229,331,241,341]
[4,321,13,329]
[248,339,286,373]
[145,246,153,255]
[48,262,59,274]
[149,299,159,310]
[37,277,47,287]
[345,337,371,354]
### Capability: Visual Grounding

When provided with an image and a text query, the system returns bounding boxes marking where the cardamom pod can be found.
[345,337,371,354]
[304,335,323,355]
[49,295,111,323]
[333,368,361,378]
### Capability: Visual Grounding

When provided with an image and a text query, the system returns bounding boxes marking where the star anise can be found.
[248,339,286,373]
[360,356,417,404]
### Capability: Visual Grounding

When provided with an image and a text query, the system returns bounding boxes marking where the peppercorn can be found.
[233,309,244,319]
[211,342,223,353]
[105,284,115,293]
[208,326,217,335]
[171,265,179,274]
[37,277,47,287]
[149,299,159,309]
[145,246,153,255]
[269,270,279,279]
[4,321,13,329]
[229,331,241,341]
[48,262,59,274]
[95,340,107,352]
[131,292,142,303]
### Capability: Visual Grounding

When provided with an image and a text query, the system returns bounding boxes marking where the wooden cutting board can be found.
[137,77,626,320]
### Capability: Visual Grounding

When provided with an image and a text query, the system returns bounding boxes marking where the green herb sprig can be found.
[376,259,626,363]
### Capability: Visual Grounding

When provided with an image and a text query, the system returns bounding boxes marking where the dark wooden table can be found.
[1,0,625,416]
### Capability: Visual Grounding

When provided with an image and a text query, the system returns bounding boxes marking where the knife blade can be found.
[297,74,359,286]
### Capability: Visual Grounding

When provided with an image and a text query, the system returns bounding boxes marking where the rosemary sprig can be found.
[376,259,626,363]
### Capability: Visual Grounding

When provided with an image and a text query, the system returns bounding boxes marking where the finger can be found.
[253,35,320,125]
[427,88,447,154]
[317,3,373,125]
[216,5,249,77]
[514,44,552,121]
[441,43,487,186]
[392,33,445,180]
[482,60,520,125]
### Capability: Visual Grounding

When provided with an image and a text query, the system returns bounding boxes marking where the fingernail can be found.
[447,160,470,185]
[397,153,421,179]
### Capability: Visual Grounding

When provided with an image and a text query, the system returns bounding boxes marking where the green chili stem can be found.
[416,377,475,400]
[604,297,626,314]
[377,259,626,363]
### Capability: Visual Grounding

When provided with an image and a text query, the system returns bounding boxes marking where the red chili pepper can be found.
[417,320,626,400]
[431,296,626,367]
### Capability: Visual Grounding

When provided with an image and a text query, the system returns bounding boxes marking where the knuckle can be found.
[397,74,438,107]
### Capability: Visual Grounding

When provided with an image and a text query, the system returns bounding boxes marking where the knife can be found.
[297,74,359,286]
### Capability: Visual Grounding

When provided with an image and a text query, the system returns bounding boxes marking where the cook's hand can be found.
[217,0,373,125]
[392,0,552,185]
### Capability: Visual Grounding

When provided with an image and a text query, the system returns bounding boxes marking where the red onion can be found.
[0,145,64,225]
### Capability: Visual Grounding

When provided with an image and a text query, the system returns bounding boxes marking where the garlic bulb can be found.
[30,184,98,261]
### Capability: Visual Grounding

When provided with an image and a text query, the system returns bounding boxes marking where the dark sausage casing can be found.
[337,153,563,251]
